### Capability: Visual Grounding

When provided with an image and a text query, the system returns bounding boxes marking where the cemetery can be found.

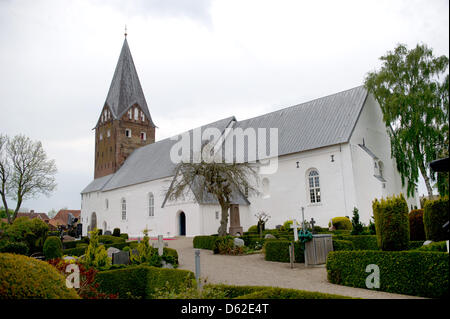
[0,194,448,299]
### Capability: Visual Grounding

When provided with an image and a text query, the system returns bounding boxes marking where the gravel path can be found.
[165,236,423,299]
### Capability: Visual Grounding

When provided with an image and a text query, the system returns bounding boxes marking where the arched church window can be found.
[308,169,321,203]
[134,108,139,120]
[125,129,131,138]
[105,198,109,210]
[128,109,132,119]
[121,198,126,220]
[148,192,154,217]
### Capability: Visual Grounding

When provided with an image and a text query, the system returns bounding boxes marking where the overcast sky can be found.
[0,0,448,213]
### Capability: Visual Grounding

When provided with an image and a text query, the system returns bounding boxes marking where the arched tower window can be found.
[308,169,321,203]
[148,192,154,217]
[121,198,127,220]
[262,177,270,198]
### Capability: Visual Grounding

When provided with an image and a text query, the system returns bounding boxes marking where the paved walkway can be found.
[165,237,423,299]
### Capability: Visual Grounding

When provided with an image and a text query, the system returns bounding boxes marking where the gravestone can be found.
[107,247,121,258]
[161,260,174,269]
[157,235,164,256]
[264,234,276,239]
[290,220,301,242]
[275,225,282,230]
[423,240,433,246]
[104,230,112,236]
[233,238,245,247]
[310,218,316,233]
[229,204,243,236]
[112,251,130,265]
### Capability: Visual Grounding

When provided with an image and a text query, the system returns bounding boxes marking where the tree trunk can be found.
[418,161,434,200]
[218,202,230,236]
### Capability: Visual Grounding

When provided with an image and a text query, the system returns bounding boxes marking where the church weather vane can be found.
[124,25,128,37]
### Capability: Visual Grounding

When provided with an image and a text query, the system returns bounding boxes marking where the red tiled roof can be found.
[50,209,81,227]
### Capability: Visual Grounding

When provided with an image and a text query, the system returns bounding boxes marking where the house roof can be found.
[101,37,155,127]
[16,212,50,221]
[50,209,81,227]
[82,86,369,194]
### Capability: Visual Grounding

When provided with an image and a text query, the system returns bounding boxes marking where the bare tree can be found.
[165,159,258,236]
[0,134,57,223]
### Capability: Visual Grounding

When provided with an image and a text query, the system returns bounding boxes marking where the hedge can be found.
[96,265,195,298]
[203,284,353,299]
[63,246,88,257]
[329,217,352,230]
[264,240,304,263]
[408,241,425,250]
[0,253,80,299]
[98,235,126,245]
[416,241,448,252]
[334,235,379,250]
[327,250,449,298]
[62,240,78,249]
[373,194,410,251]
[333,240,354,251]
[0,241,29,255]
[423,197,449,242]
[193,236,218,250]
[43,236,63,260]
[409,209,426,241]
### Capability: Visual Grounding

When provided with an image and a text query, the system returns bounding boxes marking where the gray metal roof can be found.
[232,86,368,159]
[82,86,369,194]
[102,38,155,126]
[83,116,235,193]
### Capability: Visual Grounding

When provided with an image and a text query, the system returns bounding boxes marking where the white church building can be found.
[80,37,419,238]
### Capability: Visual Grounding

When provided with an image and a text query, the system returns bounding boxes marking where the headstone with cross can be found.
[157,235,164,256]
[310,218,316,233]
[290,220,301,242]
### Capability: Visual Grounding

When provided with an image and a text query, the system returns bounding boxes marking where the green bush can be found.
[333,240,354,251]
[408,241,425,250]
[333,235,379,251]
[417,241,448,252]
[43,236,63,260]
[409,209,426,241]
[162,247,179,266]
[372,194,410,251]
[98,235,125,245]
[0,240,29,255]
[63,246,87,257]
[62,241,78,249]
[326,250,449,298]
[329,217,352,230]
[350,207,364,235]
[0,253,80,299]
[119,233,129,240]
[247,225,258,233]
[112,228,121,237]
[235,287,352,299]
[3,217,49,254]
[264,240,304,263]
[193,236,218,250]
[95,265,195,299]
[202,284,352,299]
[423,197,449,242]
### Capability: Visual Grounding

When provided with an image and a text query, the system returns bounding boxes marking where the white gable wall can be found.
[349,93,419,221]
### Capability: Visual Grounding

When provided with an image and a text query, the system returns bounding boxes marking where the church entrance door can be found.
[179,212,186,236]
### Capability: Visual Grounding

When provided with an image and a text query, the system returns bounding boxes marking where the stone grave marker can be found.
[112,251,130,265]
[107,247,121,258]
[290,220,301,242]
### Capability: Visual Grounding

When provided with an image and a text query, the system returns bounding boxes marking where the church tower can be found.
[94,35,156,178]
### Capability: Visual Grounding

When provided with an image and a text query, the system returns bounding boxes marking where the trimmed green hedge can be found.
[329,217,352,230]
[327,250,449,298]
[373,194,410,251]
[43,236,63,260]
[334,235,379,250]
[408,241,425,250]
[63,246,87,257]
[0,241,29,255]
[333,240,354,251]
[96,265,195,298]
[193,236,218,250]
[423,197,449,242]
[416,241,447,252]
[203,284,352,299]
[409,209,425,241]
[98,235,126,245]
[264,240,304,263]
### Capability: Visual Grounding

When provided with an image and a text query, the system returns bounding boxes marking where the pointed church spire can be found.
[104,37,155,127]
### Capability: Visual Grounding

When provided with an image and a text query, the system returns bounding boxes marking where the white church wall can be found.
[245,145,352,229]
[349,93,419,219]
